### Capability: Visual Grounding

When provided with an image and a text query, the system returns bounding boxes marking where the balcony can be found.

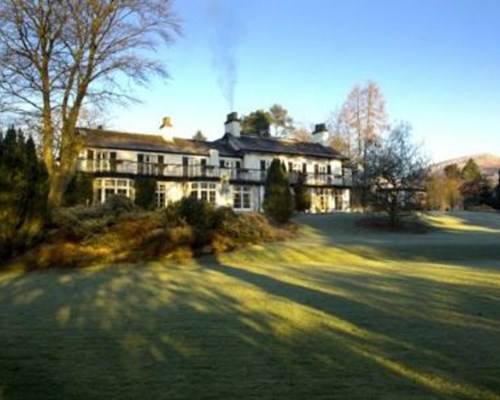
[77,159,351,187]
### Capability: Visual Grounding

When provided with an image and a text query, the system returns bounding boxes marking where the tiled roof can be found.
[78,128,238,157]
[218,134,347,160]
[78,128,347,160]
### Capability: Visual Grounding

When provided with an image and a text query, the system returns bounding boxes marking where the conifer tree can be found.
[0,126,48,258]
[263,159,294,223]
[294,172,311,212]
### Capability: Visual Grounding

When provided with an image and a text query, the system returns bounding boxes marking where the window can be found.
[137,153,155,175]
[190,182,216,204]
[156,182,168,208]
[260,160,267,180]
[90,150,117,172]
[233,185,252,210]
[302,163,307,173]
[94,178,134,203]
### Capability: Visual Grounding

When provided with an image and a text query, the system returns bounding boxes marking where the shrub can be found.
[263,159,294,223]
[50,206,113,240]
[178,196,216,230]
[102,194,135,216]
[213,212,278,252]
[294,172,311,212]
[135,177,157,210]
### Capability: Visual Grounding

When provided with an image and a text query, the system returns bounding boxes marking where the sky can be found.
[108,0,500,162]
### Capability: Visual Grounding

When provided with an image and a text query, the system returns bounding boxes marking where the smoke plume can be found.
[208,0,241,110]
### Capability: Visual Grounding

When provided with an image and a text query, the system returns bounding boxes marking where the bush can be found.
[294,172,311,212]
[263,159,294,223]
[178,196,216,229]
[213,212,278,252]
[135,177,157,210]
[102,195,135,216]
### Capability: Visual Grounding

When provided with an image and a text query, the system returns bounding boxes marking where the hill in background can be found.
[432,153,500,184]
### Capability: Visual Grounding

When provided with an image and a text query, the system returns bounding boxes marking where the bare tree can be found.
[290,125,312,142]
[364,123,428,227]
[0,0,179,205]
[338,81,389,165]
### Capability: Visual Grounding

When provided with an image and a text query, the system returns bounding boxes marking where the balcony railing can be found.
[77,159,352,186]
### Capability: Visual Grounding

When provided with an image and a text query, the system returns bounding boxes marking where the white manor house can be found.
[76,112,352,213]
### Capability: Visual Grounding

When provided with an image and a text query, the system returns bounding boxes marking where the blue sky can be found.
[109,0,500,162]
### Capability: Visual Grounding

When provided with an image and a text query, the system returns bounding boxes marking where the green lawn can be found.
[1,211,499,399]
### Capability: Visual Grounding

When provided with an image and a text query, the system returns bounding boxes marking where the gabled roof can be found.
[78,128,238,157]
[217,133,347,160]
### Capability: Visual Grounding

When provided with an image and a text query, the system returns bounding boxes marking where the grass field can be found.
[1,211,499,399]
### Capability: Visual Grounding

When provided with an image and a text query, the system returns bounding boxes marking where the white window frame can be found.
[233,185,252,210]
[156,182,168,208]
[190,182,217,204]
[94,178,134,204]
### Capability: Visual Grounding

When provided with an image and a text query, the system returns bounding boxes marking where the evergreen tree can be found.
[192,130,207,141]
[460,158,486,208]
[494,170,500,210]
[0,126,48,258]
[294,172,311,212]
[135,177,157,210]
[263,159,294,223]
[461,159,481,181]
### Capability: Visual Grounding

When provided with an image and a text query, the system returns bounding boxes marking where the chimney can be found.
[159,116,174,142]
[312,123,329,146]
[224,112,241,137]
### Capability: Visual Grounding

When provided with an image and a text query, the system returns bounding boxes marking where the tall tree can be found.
[333,81,389,209]
[364,123,428,227]
[0,126,48,258]
[269,104,294,137]
[0,0,179,206]
[460,158,486,208]
[461,159,481,181]
[294,172,311,212]
[337,81,389,164]
[290,126,312,142]
[241,110,272,137]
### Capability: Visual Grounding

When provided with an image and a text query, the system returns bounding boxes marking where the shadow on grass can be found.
[0,250,499,399]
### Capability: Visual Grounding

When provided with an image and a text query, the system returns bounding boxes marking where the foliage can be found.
[426,167,463,211]
[241,110,273,137]
[458,159,490,209]
[103,195,136,216]
[192,130,207,141]
[364,123,428,227]
[269,104,294,137]
[212,212,280,253]
[0,0,179,206]
[178,196,216,231]
[294,172,311,212]
[64,172,93,206]
[135,177,157,210]
[17,196,294,269]
[494,170,500,209]
[263,159,294,223]
[461,159,481,181]
[0,126,49,259]
[290,126,312,142]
